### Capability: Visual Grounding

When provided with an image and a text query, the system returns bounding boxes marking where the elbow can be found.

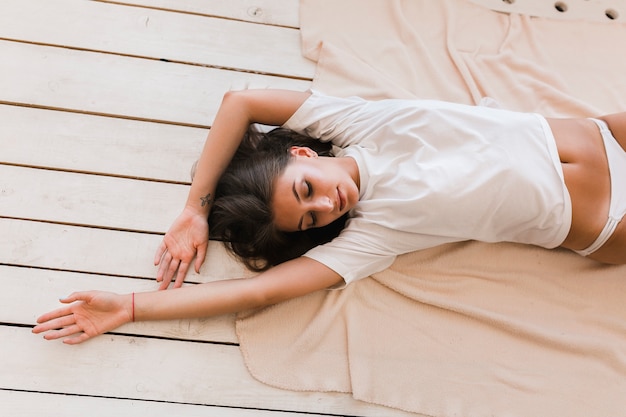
[220,90,243,112]
[246,284,281,310]
[221,89,239,103]
[230,277,274,312]
[221,89,249,110]
[240,277,288,310]
[220,90,253,125]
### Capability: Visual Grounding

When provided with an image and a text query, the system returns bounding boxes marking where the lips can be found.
[337,188,345,212]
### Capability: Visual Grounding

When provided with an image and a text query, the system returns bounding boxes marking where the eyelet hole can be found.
[605,8,619,20]
[554,2,568,13]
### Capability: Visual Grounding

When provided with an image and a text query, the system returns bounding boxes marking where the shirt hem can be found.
[536,114,572,248]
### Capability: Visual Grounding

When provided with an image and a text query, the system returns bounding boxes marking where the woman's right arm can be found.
[33,257,342,344]
[154,89,312,289]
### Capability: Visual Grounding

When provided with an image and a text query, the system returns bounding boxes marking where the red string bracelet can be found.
[131,292,135,322]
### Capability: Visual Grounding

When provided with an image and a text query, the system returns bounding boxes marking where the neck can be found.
[338,156,360,190]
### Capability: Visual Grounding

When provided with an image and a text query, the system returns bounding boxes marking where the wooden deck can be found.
[0,1,415,415]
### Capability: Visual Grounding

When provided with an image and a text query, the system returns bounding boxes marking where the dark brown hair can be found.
[208,127,348,271]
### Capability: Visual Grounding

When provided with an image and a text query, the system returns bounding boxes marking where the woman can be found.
[33,89,626,344]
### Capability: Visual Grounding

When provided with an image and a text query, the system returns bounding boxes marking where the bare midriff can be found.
[546,117,610,251]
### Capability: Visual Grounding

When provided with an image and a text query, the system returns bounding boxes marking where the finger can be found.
[33,315,72,334]
[158,257,178,290]
[64,332,92,345]
[173,262,190,289]
[194,244,208,273]
[165,258,180,283]
[156,251,172,282]
[44,324,83,341]
[154,240,167,265]
[59,291,91,304]
[158,278,171,291]
[35,292,90,324]
[35,306,74,326]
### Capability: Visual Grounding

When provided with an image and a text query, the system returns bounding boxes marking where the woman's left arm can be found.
[155,89,311,289]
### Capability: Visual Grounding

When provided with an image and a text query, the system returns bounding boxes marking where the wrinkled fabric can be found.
[237,1,626,416]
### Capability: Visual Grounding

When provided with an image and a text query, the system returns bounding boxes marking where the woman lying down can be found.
[33,89,626,344]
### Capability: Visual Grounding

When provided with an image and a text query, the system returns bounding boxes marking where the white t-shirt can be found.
[283,91,572,284]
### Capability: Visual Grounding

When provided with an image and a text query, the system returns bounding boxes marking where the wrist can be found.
[125,292,135,323]
[131,292,136,322]
[183,199,211,217]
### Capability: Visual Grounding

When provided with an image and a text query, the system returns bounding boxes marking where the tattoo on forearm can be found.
[200,193,214,207]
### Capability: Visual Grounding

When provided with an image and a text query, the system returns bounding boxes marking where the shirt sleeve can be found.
[302,218,398,286]
[282,90,371,148]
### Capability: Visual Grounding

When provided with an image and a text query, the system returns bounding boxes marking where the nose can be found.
[311,196,333,213]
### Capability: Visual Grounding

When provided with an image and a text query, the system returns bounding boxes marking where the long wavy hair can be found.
[205,126,348,272]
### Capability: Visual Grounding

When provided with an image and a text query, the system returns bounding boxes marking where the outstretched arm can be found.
[154,89,311,289]
[34,257,342,344]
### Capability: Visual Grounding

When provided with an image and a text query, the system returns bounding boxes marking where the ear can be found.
[289,146,318,158]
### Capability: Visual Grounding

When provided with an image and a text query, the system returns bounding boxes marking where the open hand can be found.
[154,207,209,290]
[32,291,132,345]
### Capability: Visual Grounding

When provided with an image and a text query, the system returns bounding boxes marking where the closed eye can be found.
[309,211,317,227]
[305,180,313,198]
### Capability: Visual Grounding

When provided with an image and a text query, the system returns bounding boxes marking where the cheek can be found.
[318,213,338,228]
[271,187,302,232]
[273,215,295,232]
[271,197,292,230]
[349,182,360,204]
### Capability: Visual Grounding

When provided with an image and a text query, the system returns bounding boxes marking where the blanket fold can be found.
[237,1,626,416]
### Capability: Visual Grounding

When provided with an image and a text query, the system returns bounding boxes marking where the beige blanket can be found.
[237,1,626,416]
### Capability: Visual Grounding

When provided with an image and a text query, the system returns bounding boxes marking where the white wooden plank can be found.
[2,326,411,417]
[0,265,239,344]
[0,3,415,417]
[0,218,247,282]
[0,165,185,233]
[0,41,310,126]
[105,0,301,27]
[0,389,331,417]
[0,105,205,183]
[0,0,314,78]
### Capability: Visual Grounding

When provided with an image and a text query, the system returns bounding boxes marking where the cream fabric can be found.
[236,1,626,416]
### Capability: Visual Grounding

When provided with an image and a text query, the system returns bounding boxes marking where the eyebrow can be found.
[292,181,304,231]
